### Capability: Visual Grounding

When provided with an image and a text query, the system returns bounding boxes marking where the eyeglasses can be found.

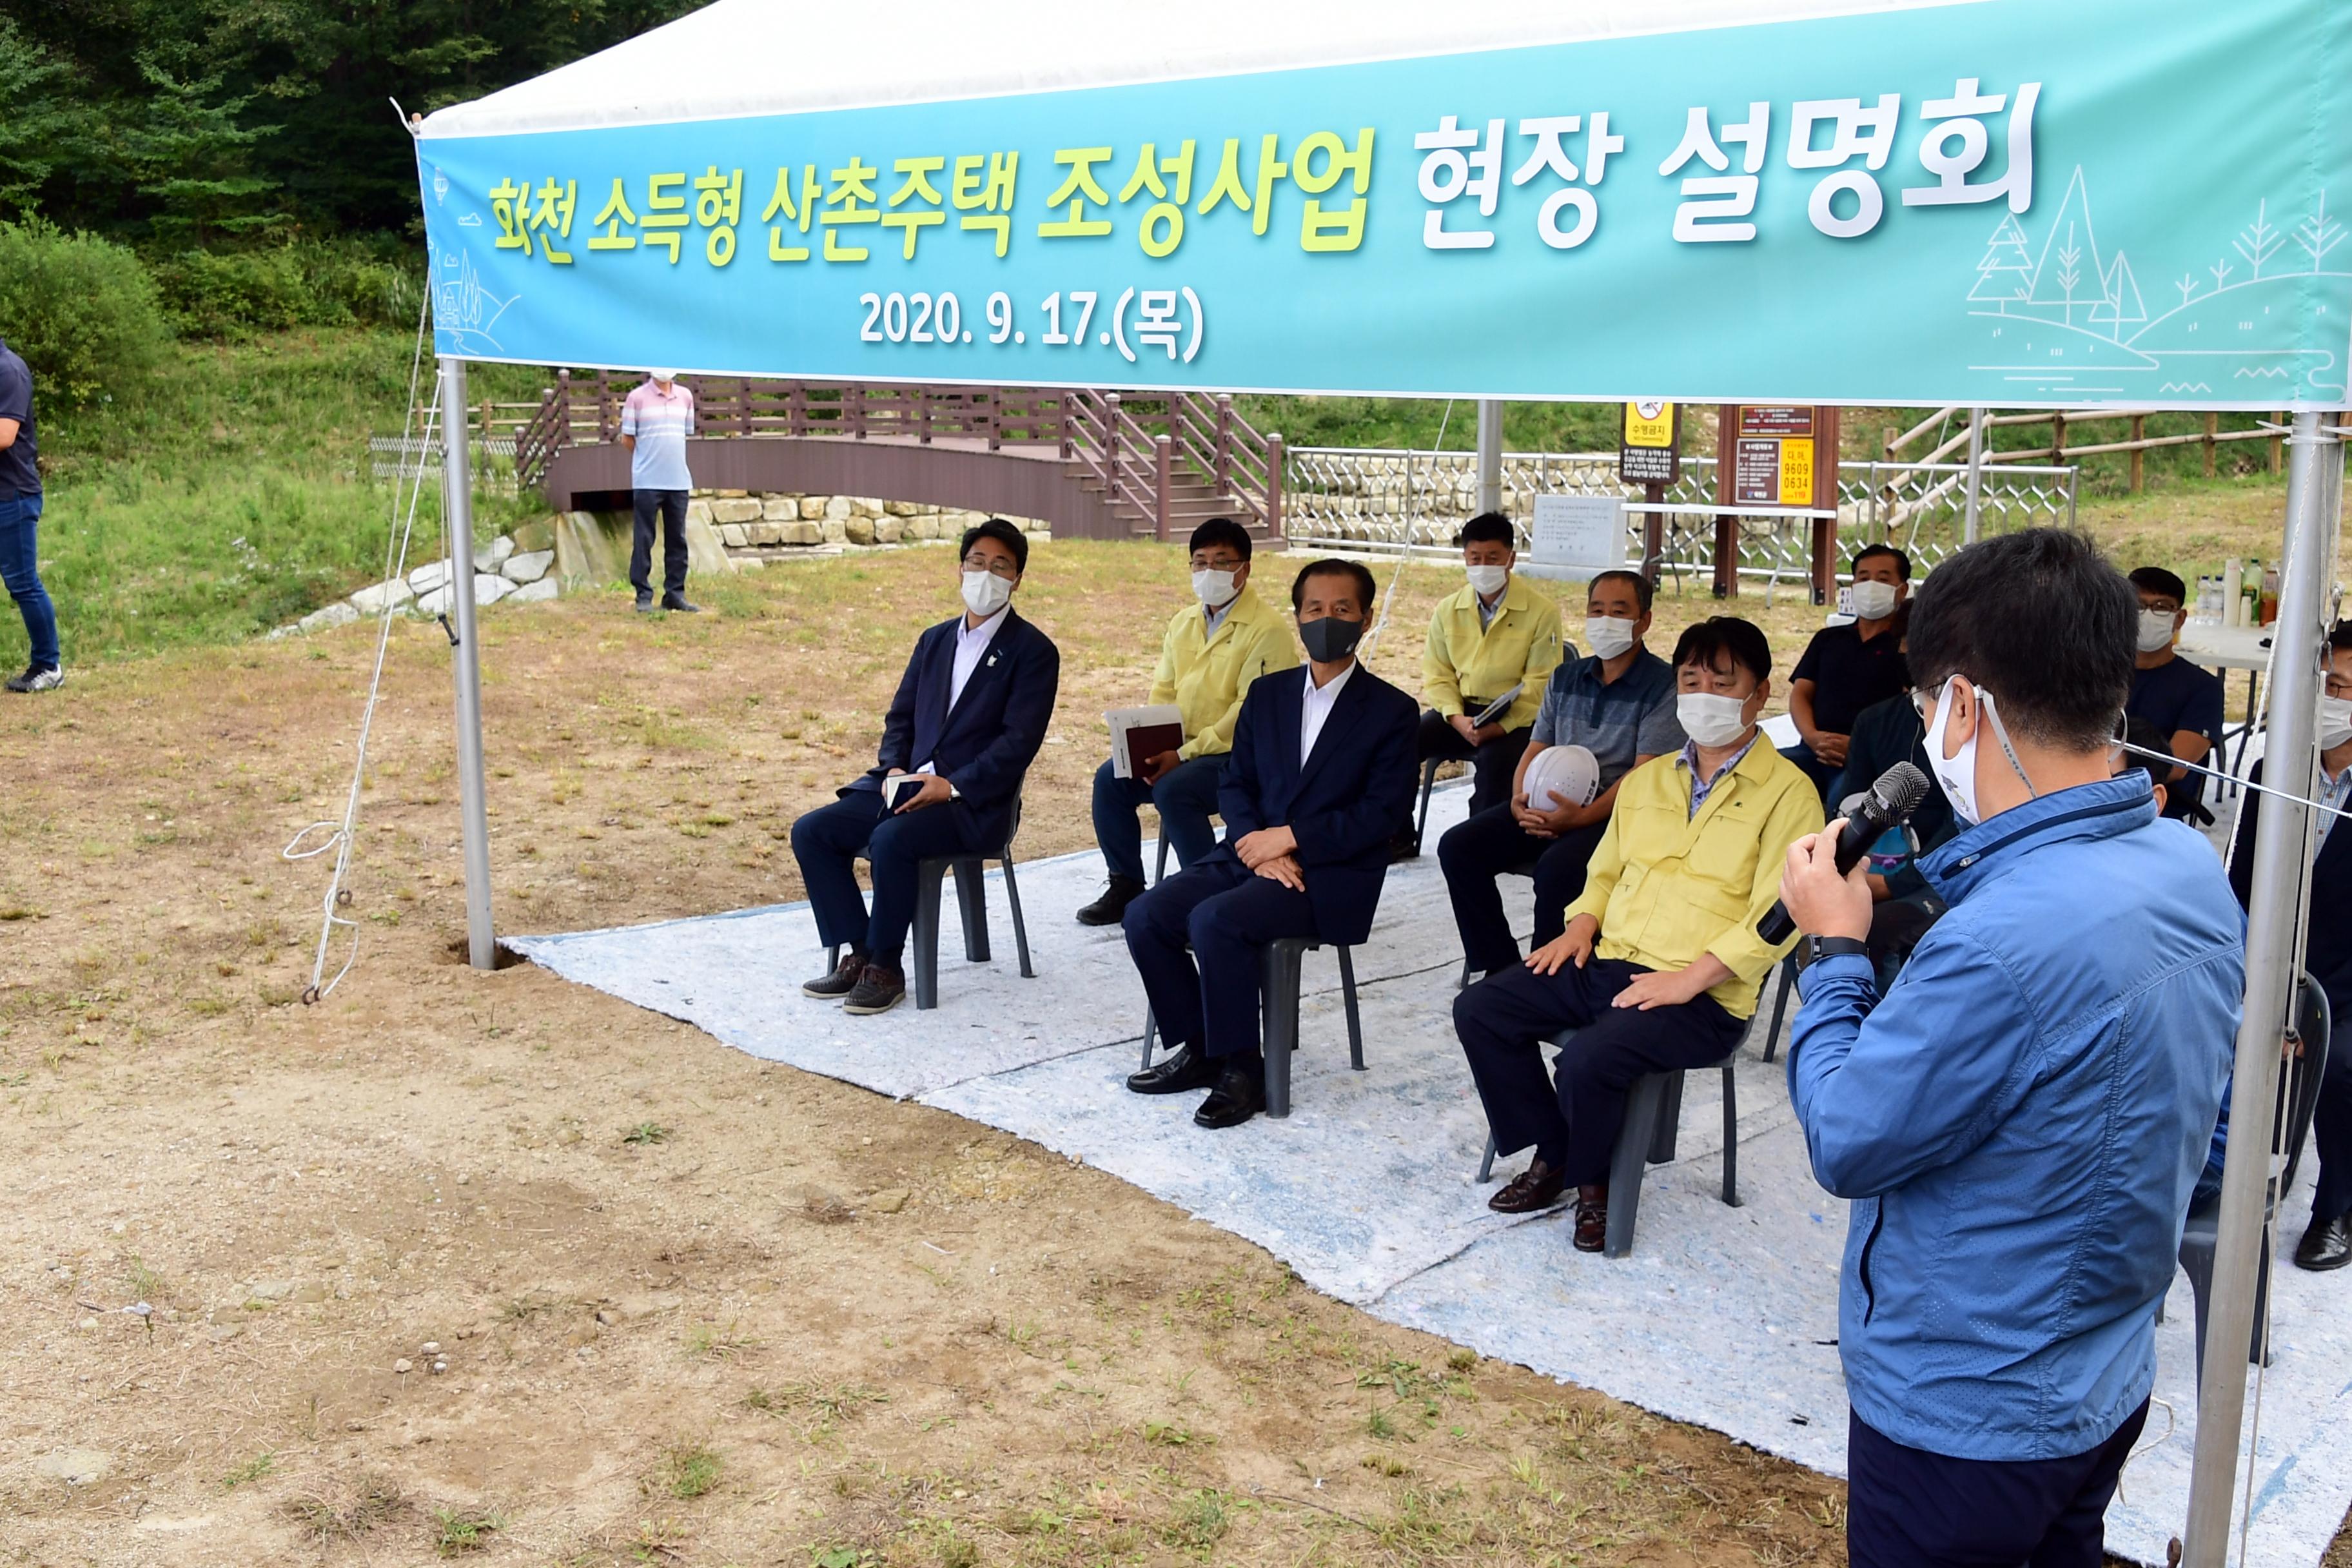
[961,554,1019,580]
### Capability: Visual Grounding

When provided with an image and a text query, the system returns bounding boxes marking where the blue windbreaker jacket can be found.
[1788,774,2243,1460]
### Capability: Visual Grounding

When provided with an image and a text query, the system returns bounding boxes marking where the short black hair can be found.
[1853,543,1912,581]
[1291,557,1378,614]
[1456,511,1516,551]
[1908,529,2135,751]
[2128,566,2188,605]
[2331,620,2352,656]
[1587,568,1654,614]
[960,517,1028,574]
[1187,517,1252,562]
[1672,616,1772,685]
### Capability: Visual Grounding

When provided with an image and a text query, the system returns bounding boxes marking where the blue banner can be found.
[418,0,2352,407]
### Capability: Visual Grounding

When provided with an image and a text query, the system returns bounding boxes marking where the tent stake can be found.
[2179,409,2342,1565]
[439,356,498,970]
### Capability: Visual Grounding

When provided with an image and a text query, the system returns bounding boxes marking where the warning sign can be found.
[1739,406,1815,439]
[1618,400,1680,485]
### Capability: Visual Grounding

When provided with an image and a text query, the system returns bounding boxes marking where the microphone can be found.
[1757,761,1930,945]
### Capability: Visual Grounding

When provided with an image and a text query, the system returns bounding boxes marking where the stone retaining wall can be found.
[691,489,1050,560]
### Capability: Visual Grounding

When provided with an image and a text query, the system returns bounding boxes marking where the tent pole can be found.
[2179,409,2341,1567]
[1475,400,1503,518]
[1962,406,1986,543]
[438,356,497,971]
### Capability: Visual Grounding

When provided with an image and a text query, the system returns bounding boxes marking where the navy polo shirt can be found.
[0,342,36,499]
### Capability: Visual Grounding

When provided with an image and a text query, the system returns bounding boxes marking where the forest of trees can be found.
[1,3,696,244]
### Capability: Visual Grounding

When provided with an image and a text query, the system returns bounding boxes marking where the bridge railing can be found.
[512,371,1281,537]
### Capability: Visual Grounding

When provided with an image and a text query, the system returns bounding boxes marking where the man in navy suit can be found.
[790,519,1060,1015]
[1122,558,1418,1127]
[2229,619,2352,1270]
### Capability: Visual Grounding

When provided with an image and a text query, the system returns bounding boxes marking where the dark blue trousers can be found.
[1454,957,1741,1184]
[631,487,689,596]
[1091,753,1224,885]
[788,789,989,966]
[0,492,57,671]
[1437,803,1610,976]
[1847,1401,2148,1568]
[1122,859,1318,1063]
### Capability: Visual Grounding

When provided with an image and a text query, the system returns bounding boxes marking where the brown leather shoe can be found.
[801,948,868,999]
[1572,1185,1609,1252]
[842,961,906,1015]
[1488,1157,1568,1213]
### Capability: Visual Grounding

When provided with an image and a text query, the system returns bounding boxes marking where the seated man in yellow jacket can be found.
[1078,517,1298,926]
[1454,616,1820,1250]
[1409,511,1562,853]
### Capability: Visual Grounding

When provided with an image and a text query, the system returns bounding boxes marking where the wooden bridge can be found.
[513,373,1284,544]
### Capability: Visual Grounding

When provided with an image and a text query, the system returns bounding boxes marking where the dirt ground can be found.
[0,541,2332,1567]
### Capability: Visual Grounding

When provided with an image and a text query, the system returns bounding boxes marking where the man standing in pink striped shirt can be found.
[620,369,699,613]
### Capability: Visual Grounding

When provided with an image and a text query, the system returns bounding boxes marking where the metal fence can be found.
[368,434,518,485]
[1283,447,2079,585]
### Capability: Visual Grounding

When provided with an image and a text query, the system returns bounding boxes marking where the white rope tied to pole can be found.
[1359,397,1456,665]
[283,284,438,1003]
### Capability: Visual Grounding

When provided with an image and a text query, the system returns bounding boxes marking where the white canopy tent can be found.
[409,4,2351,1561]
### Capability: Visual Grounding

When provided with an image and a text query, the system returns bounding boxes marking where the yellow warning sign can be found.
[1623,400,1675,448]
[1778,438,1815,506]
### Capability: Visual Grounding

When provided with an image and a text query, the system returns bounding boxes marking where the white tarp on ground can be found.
[508,781,2352,1567]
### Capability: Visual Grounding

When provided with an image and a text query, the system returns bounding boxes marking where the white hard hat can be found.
[1523,744,1602,811]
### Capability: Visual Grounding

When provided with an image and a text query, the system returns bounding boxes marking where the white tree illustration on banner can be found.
[2025,170,2101,324]
[1968,215,2035,308]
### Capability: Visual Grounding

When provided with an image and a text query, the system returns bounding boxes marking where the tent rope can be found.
[1359,397,1456,665]
[283,282,439,1003]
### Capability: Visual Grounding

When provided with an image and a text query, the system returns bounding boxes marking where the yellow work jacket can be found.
[1421,575,1562,732]
[1149,583,1299,760]
[1561,738,1824,1018]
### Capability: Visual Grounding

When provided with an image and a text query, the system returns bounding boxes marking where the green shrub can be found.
[0,219,170,407]
[149,239,418,339]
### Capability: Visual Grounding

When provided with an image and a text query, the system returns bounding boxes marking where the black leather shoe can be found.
[2295,1211,2352,1271]
[1077,875,1146,927]
[1488,1157,1569,1214]
[842,962,906,1015]
[1192,1063,1266,1128]
[801,949,867,999]
[662,594,701,613]
[1127,1043,1219,1095]
[634,591,655,613]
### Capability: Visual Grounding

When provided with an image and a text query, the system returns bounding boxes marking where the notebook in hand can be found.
[1468,683,1525,729]
[1106,705,1186,779]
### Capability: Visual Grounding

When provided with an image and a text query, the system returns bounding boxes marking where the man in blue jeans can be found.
[1781,529,2242,1568]
[0,337,59,692]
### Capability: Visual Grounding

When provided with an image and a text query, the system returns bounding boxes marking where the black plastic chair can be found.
[1413,756,1444,850]
[1135,936,1364,1119]
[2177,975,2330,1381]
[1760,952,1801,1064]
[1476,1027,1741,1258]
[827,798,1034,1011]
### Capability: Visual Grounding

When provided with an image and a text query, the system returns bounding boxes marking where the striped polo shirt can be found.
[620,379,696,491]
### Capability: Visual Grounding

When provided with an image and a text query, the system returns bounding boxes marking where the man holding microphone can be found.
[1776,530,2243,1568]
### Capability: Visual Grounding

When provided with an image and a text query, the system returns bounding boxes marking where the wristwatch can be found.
[1804,935,1870,966]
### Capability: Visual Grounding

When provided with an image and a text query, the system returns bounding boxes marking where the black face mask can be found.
[1298,614,1364,663]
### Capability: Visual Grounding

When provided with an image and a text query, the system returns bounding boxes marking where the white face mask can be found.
[1192,567,1239,607]
[1466,564,1509,597]
[1921,676,2037,828]
[961,567,1014,618]
[1584,615,1637,661]
[2320,694,2352,751]
[1851,580,1901,622]
[2137,609,2178,653]
[1676,691,1752,749]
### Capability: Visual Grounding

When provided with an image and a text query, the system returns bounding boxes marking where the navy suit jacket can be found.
[853,607,1060,848]
[1211,661,1418,946]
[2231,758,2352,1015]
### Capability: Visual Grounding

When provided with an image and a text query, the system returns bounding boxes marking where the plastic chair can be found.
[1476,1028,1742,1258]
[2178,975,2330,1381]
[827,798,1034,1012]
[1135,937,1364,1119]
[1760,953,1801,1064]
[1414,756,1444,849]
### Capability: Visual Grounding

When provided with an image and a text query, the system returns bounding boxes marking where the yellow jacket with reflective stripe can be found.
[1561,739,1824,1019]
[1420,574,1562,732]
[1149,583,1298,760]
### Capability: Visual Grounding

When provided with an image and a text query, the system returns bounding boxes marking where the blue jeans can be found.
[1092,753,1224,883]
[0,492,57,671]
